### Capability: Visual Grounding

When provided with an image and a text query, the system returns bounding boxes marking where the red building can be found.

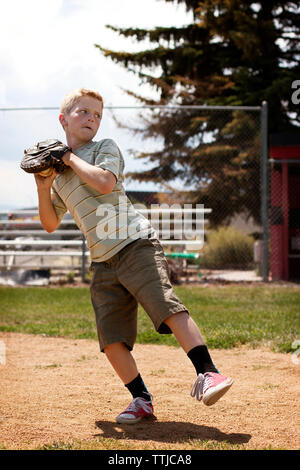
[270,134,300,281]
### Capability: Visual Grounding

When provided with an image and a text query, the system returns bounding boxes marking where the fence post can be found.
[81,235,86,283]
[261,101,269,282]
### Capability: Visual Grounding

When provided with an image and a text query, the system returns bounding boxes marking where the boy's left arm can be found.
[63,151,117,194]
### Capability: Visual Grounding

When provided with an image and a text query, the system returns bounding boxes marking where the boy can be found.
[35,88,233,424]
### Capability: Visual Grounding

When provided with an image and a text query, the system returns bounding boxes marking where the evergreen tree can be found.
[95,1,300,226]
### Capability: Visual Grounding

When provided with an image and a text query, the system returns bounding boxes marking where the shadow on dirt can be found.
[94,419,251,445]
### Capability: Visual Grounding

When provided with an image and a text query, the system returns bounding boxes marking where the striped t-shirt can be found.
[51,139,156,262]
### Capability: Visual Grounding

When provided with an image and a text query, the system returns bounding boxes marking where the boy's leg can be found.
[164,311,218,373]
[104,342,154,424]
[104,341,150,399]
[104,342,139,385]
[163,310,206,353]
[90,257,153,423]
[164,311,233,405]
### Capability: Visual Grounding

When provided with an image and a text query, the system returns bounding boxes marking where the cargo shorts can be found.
[89,237,189,352]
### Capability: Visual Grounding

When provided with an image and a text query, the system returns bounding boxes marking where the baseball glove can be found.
[20,139,72,177]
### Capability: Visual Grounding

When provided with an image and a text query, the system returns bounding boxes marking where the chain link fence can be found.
[106,104,267,279]
[0,103,269,281]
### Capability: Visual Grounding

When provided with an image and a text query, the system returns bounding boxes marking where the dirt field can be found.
[0,331,299,450]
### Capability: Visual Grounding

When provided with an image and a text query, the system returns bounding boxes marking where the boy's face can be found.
[59,95,103,148]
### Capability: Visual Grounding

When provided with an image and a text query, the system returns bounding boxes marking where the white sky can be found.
[0,0,193,210]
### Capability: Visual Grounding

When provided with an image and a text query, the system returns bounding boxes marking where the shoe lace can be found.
[124,393,153,413]
[125,397,141,413]
[190,373,205,401]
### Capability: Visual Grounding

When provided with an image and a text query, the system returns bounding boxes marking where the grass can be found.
[0,437,288,451]
[0,284,297,452]
[0,284,299,352]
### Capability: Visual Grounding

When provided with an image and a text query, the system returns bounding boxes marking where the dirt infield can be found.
[0,332,299,450]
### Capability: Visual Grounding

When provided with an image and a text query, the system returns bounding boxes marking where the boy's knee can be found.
[104,341,128,356]
[164,310,189,327]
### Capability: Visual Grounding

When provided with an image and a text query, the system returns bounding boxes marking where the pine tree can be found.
[95,1,300,226]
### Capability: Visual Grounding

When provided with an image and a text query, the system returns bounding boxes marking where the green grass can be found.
[0,437,288,451]
[0,285,299,352]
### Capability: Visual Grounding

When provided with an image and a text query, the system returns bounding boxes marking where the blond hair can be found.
[60,88,104,114]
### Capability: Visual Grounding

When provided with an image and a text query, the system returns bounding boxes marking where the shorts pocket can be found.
[89,262,106,290]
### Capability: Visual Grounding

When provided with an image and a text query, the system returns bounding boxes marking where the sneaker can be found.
[116,394,154,424]
[191,372,233,406]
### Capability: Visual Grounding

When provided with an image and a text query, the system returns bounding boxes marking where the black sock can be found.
[187,345,219,375]
[125,373,151,401]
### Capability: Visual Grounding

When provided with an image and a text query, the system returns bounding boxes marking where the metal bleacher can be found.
[0,206,211,281]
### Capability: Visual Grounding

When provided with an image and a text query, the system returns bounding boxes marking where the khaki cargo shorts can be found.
[89,237,189,352]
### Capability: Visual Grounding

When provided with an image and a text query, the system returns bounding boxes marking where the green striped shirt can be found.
[51,139,155,261]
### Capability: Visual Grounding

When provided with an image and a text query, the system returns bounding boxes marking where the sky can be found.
[0,0,193,210]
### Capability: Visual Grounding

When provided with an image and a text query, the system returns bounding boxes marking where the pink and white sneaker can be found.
[191,372,233,406]
[116,394,154,424]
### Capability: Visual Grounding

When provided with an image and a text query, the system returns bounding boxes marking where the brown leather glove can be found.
[20,139,71,176]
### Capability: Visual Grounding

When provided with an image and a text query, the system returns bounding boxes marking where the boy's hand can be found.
[62,150,72,166]
[34,169,57,190]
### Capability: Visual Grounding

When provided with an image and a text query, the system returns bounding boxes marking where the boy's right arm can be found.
[34,171,60,233]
